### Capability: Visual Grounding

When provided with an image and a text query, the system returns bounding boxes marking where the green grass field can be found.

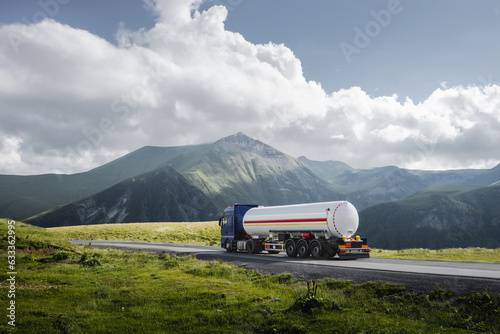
[371,248,500,263]
[2,219,500,333]
[49,221,220,246]
[49,221,500,263]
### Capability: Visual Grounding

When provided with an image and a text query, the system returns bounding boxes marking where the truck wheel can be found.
[330,248,339,258]
[246,240,254,254]
[225,239,233,252]
[310,240,329,259]
[246,239,260,254]
[285,239,297,258]
[297,239,310,258]
[310,240,322,259]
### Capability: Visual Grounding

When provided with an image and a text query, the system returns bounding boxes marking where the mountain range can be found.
[27,165,219,227]
[358,185,500,249]
[2,132,499,248]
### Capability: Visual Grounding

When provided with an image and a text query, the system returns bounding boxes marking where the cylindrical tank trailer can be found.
[243,201,359,239]
[219,201,370,259]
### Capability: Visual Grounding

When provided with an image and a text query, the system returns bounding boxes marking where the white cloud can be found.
[371,124,417,143]
[0,0,499,175]
[0,135,23,173]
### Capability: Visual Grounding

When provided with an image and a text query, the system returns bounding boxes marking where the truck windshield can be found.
[220,216,228,226]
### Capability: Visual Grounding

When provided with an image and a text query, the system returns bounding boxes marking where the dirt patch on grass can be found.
[20,246,59,256]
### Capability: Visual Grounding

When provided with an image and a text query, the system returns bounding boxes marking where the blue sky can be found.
[222,0,500,101]
[0,0,499,174]
[214,0,500,101]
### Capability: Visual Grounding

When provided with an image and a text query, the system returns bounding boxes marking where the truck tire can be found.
[297,239,310,258]
[310,240,329,259]
[246,239,261,254]
[225,239,233,252]
[246,239,254,254]
[285,239,297,258]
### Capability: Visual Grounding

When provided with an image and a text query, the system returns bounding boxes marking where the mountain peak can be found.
[213,132,275,155]
[216,132,256,144]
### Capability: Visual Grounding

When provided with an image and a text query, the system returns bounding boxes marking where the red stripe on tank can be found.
[244,218,327,224]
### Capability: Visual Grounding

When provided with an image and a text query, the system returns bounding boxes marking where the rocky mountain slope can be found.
[306,163,499,210]
[168,133,342,208]
[297,156,353,182]
[25,133,342,227]
[26,166,219,227]
[329,166,429,210]
[0,144,206,220]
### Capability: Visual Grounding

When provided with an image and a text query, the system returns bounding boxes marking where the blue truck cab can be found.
[219,204,258,252]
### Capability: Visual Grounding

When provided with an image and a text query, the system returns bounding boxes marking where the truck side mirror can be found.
[218,218,222,227]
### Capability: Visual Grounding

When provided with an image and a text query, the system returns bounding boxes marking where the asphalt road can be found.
[71,240,500,295]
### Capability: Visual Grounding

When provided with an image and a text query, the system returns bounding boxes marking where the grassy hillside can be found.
[2,219,500,333]
[50,221,221,246]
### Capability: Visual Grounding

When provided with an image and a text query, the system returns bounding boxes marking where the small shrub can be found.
[455,290,500,327]
[269,273,295,284]
[38,251,71,263]
[293,294,326,314]
[290,280,339,314]
[159,253,181,269]
[78,253,87,263]
[82,259,102,267]
[322,278,353,290]
[429,284,454,301]
[357,281,406,298]
[79,252,102,267]
[247,270,265,281]
[164,258,179,269]
[52,251,70,262]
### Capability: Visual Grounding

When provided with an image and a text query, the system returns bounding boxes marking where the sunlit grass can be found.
[49,221,220,246]
[370,248,500,263]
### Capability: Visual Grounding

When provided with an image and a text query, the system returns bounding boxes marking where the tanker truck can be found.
[219,201,370,259]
